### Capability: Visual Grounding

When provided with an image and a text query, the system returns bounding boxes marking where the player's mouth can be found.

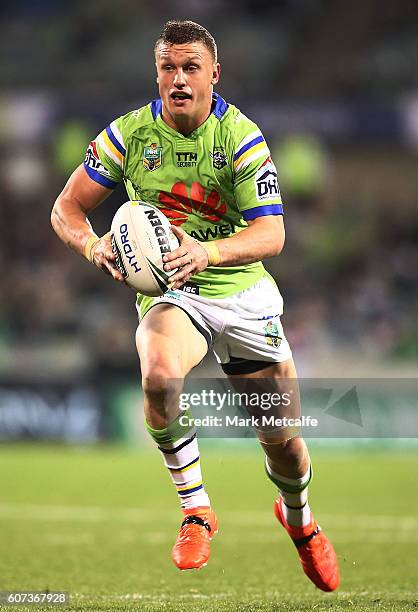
[170,91,192,106]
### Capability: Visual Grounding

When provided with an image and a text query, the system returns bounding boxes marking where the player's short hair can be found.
[154,20,217,62]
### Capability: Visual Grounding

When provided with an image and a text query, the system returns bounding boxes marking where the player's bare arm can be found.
[216,215,285,264]
[164,215,285,289]
[51,165,124,282]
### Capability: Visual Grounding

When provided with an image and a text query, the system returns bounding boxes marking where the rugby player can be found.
[51,20,339,591]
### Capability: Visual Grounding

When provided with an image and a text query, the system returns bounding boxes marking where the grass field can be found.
[0,442,417,611]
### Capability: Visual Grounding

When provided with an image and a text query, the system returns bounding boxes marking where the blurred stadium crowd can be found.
[1,0,418,381]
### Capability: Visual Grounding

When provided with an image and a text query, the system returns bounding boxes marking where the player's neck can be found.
[162,101,212,136]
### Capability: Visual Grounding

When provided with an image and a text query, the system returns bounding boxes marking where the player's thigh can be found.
[228,357,298,380]
[228,357,301,419]
[228,358,302,445]
[136,303,208,379]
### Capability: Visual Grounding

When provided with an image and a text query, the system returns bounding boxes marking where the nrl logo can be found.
[143,143,162,171]
[210,148,227,170]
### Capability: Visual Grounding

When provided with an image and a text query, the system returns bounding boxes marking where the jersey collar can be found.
[150,92,229,138]
[212,92,229,120]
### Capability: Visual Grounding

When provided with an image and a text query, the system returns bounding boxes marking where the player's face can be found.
[155,41,220,132]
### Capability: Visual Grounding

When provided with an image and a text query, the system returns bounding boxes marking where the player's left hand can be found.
[162,225,209,289]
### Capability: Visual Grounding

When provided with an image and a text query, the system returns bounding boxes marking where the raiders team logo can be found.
[143,143,162,171]
[263,320,282,348]
[210,148,227,170]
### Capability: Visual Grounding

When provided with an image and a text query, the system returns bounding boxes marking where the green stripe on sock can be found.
[145,409,194,445]
[265,462,313,493]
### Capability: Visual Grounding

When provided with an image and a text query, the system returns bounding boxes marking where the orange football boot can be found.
[274,497,339,592]
[172,506,218,570]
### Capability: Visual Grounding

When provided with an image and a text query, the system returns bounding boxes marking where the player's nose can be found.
[173,69,186,87]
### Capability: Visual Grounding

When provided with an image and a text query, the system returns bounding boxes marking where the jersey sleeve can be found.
[232,119,283,221]
[83,117,126,189]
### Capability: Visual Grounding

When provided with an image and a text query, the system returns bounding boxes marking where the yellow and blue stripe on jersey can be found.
[84,121,126,188]
[98,121,126,167]
[234,130,269,172]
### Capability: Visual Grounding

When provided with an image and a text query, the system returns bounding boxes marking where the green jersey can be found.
[84,93,283,299]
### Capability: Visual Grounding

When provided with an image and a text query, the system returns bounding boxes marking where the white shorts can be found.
[137,276,292,374]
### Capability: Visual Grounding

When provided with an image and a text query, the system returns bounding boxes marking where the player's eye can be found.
[185,65,199,72]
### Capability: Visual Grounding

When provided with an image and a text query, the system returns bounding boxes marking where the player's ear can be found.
[211,63,221,85]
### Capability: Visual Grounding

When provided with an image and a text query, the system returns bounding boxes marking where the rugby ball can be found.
[110,201,179,296]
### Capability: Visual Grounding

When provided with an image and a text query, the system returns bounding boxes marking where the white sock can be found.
[266,459,312,527]
[146,413,210,510]
[158,433,211,509]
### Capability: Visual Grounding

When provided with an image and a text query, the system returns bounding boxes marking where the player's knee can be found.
[266,435,304,461]
[277,436,307,465]
[141,363,183,402]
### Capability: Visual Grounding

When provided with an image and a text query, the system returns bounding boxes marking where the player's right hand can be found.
[90,233,125,282]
